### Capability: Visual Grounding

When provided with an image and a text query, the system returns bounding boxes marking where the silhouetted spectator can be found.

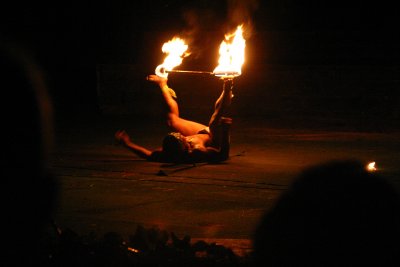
[252,160,400,266]
[1,40,58,265]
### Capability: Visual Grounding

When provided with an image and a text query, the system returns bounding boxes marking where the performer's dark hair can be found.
[162,132,189,160]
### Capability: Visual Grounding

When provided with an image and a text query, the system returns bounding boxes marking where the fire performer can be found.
[115,74,233,163]
[116,25,245,163]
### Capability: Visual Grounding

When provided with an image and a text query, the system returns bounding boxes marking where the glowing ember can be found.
[366,161,377,172]
[127,247,140,253]
[155,37,189,78]
[213,25,246,78]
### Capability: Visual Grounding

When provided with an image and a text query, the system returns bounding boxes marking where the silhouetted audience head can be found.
[253,160,400,266]
[1,40,57,265]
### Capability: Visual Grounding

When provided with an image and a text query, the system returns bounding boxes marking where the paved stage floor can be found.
[49,114,400,255]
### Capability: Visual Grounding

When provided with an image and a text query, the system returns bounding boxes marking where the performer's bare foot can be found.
[115,130,131,146]
[146,74,167,88]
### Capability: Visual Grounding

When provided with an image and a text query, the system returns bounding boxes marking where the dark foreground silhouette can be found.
[253,160,400,266]
[35,224,250,267]
[1,40,58,266]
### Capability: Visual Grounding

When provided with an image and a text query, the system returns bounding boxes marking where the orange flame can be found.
[366,161,377,172]
[213,25,246,78]
[155,37,189,78]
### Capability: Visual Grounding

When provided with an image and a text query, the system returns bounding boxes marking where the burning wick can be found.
[366,161,377,172]
[213,25,246,79]
[213,70,241,78]
[155,37,189,78]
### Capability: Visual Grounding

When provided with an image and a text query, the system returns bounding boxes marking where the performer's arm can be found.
[123,141,154,159]
[115,130,162,160]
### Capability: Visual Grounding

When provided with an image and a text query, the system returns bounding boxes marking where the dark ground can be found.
[49,113,400,256]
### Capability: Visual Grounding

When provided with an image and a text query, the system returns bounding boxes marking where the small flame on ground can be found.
[213,25,246,78]
[127,247,140,253]
[155,37,189,78]
[366,161,377,172]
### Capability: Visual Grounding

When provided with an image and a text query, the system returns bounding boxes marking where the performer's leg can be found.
[209,78,234,132]
[147,75,207,136]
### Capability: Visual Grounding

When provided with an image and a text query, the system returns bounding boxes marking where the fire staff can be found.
[115,74,233,163]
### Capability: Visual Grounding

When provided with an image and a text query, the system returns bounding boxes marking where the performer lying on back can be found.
[115,74,233,163]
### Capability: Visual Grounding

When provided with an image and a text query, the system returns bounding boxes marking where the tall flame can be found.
[213,25,246,77]
[155,37,189,78]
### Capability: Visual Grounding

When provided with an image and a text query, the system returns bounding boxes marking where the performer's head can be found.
[162,132,190,160]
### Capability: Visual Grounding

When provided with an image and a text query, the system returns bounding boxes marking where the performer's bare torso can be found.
[185,132,212,151]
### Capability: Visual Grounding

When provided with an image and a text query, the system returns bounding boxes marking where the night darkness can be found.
[1,0,399,128]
